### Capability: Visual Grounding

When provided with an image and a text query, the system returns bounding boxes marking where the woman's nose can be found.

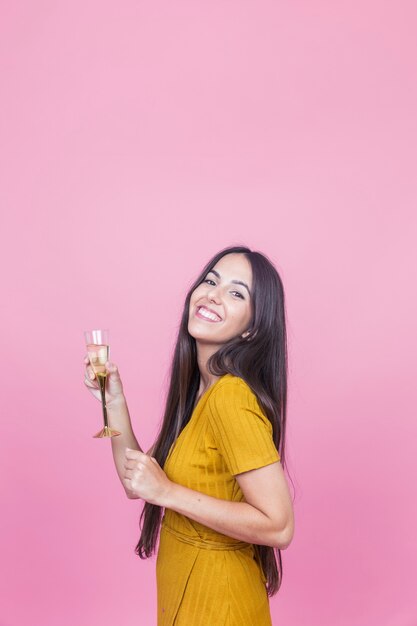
[207,285,221,301]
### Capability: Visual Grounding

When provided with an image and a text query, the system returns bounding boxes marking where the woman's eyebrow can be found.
[207,269,251,297]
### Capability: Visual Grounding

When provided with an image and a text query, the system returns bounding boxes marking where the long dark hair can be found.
[134,244,291,596]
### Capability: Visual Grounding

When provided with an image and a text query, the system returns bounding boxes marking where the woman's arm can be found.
[123,449,294,548]
[161,461,294,549]
[84,358,155,499]
[108,397,154,497]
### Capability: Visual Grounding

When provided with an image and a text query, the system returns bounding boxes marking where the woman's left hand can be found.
[123,448,172,506]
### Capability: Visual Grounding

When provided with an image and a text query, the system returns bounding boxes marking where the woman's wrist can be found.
[107,394,130,424]
[107,393,127,408]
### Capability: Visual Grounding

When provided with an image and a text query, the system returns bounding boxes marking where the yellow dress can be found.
[157,373,281,626]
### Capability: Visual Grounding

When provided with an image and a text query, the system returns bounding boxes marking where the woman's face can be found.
[188,253,253,346]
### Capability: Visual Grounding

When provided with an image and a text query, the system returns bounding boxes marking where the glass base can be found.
[93,426,121,438]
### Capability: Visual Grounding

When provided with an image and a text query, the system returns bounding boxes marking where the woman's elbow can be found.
[126,490,140,500]
[269,514,294,549]
[276,529,293,550]
[277,515,295,549]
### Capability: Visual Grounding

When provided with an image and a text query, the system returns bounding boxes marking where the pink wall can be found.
[1,2,416,625]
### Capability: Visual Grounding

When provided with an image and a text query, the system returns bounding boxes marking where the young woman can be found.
[83,245,294,625]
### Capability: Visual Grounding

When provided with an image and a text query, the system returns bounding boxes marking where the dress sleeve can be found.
[207,377,280,476]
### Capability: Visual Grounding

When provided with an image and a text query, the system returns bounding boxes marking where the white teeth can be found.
[198,306,221,321]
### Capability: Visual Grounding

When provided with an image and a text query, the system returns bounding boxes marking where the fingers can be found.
[84,376,97,390]
[83,357,121,393]
[83,355,96,380]
[83,356,94,379]
[105,361,120,377]
[84,355,120,377]
[83,365,96,389]
[85,366,96,381]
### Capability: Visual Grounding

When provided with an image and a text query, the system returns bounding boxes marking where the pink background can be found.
[1,2,416,625]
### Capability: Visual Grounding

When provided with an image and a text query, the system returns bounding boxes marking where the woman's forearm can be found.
[161,482,283,548]
[107,396,143,495]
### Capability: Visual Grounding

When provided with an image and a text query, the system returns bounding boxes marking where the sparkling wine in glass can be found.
[84,329,121,438]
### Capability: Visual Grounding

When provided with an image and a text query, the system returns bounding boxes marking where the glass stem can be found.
[98,375,108,428]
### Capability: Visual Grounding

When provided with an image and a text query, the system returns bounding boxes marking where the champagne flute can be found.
[84,329,121,438]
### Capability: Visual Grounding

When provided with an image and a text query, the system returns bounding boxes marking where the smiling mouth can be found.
[195,306,222,322]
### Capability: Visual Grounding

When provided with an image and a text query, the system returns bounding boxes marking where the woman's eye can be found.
[203,280,244,300]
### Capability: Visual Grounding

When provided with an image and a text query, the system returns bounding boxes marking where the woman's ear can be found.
[241,330,251,339]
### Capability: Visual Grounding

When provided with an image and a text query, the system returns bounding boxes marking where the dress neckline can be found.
[164,373,232,467]
[192,373,231,414]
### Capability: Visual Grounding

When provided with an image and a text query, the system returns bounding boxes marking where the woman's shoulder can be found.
[207,373,273,434]
[212,373,253,395]
[209,373,264,412]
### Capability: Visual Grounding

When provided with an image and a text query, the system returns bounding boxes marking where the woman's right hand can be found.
[83,355,125,406]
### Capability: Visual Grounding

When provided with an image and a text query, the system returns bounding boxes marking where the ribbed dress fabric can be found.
[156,373,281,626]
